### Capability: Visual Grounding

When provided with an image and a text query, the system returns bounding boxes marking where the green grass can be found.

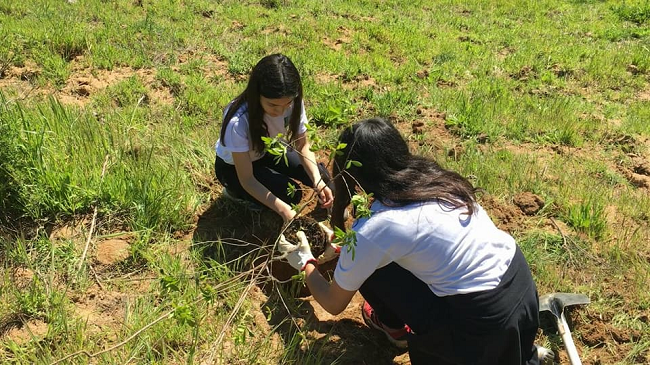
[1,0,649,363]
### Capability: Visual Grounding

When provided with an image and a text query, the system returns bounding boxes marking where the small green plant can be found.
[332,226,358,260]
[156,67,184,96]
[331,192,373,261]
[0,33,24,77]
[565,200,607,240]
[286,182,297,198]
[262,133,289,166]
[350,192,373,219]
[345,159,362,169]
[180,74,220,117]
[172,303,197,327]
[310,98,356,127]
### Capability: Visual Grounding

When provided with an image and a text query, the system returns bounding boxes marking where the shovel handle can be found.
[556,312,583,365]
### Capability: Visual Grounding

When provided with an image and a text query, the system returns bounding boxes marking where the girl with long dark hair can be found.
[215,54,333,222]
[279,118,552,364]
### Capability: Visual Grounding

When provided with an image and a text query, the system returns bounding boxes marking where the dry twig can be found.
[76,155,110,273]
[49,307,175,365]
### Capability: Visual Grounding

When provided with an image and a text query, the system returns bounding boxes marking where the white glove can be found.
[317,222,341,264]
[277,231,316,271]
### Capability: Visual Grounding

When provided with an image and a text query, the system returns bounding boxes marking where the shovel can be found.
[539,293,590,365]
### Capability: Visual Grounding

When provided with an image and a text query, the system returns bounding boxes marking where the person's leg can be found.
[215,154,301,206]
[482,248,540,365]
[216,151,332,206]
[443,246,541,365]
[358,262,443,332]
[258,150,334,191]
[215,156,249,198]
[251,153,305,205]
[359,263,456,364]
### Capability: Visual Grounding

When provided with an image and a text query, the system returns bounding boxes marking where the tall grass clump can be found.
[612,1,650,24]
[565,198,608,240]
[0,96,198,231]
[0,95,26,220]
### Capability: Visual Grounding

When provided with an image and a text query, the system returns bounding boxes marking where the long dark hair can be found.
[219,54,303,154]
[331,117,479,230]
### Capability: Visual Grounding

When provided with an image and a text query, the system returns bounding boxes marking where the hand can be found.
[316,184,334,209]
[317,222,341,264]
[279,204,297,224]
[277,231,316,271]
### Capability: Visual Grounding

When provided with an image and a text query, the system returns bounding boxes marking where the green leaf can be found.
[286,182,297,198]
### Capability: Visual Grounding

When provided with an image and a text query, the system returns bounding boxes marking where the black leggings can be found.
[359,246,540,365]
[214,150,317,205]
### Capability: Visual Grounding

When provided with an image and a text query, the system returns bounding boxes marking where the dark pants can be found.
[359,246,540,365]
[215,150,326,206]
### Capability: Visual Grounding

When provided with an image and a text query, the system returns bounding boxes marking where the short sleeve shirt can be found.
[333,201,516,297]
[215,100,308,164]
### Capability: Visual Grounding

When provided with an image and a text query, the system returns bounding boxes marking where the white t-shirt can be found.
[334,200,516,297]
[215,100,308,164]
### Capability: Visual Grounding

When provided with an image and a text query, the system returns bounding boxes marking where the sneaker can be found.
[361,300,411,349]
[222,188,263,212]
[536,345,555,365]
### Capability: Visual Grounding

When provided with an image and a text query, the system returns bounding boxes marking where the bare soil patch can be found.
[0,50,232,108]
[11,267,35,289]
[71,287,126,341]
[95,238,131,266]
[3,319,48,345]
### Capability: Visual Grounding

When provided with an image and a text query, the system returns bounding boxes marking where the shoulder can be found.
[224,101,249,123]
[353,202,405,238]
[225,103,251,131]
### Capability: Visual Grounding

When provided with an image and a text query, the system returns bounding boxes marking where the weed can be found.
[155,67,183,96]
[310,98,357,128]
[0,33,24,77]
[565,199,607,240]
[179,74,220,118]
[612,1,650,24]
[107,76,149,108]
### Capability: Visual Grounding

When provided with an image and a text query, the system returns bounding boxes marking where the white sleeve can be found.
[298,101,308,135]
[223,114,250,153]
[333,230,393,291]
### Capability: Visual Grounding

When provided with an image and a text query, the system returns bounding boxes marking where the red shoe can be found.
[361,301,411,349]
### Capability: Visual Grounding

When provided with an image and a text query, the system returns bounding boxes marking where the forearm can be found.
[240,176,293,216]
[304,264,346,315]
[298,143,324,189]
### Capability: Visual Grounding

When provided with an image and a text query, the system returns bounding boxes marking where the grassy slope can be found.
[1,0,649,363]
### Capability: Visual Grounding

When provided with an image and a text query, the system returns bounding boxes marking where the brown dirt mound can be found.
[479,194,526,234]
[1,317,48,345]
[95,238,131,266]
[513,192,545,216]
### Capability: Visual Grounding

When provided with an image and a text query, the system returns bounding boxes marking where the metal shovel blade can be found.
[539,293,590,318]
[539,293,590,365]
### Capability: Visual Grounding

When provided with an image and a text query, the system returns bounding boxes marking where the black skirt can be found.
[407,246,540,365]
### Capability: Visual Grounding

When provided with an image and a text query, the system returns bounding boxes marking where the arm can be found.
[278,232,355,315]
[294,133,333,208]
[232,151,295,222]
[304,262,356,315]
